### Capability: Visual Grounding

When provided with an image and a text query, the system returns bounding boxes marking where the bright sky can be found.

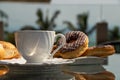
[51,0,120,4]
[0,1,120,32]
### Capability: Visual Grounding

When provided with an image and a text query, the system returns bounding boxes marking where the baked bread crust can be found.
[0,41,21,60]
[82,45,115,57]
[0,44,5,59]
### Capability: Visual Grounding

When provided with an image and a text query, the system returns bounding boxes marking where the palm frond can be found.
[50,10,60,23]
[36,8,43,23]
[87,25,96,35]
[63,21,76,30]
[55,28,67,33]
[50,10,60,28]
[0,10,8,18]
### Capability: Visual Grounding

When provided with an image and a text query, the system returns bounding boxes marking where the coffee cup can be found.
[15,30,66,63]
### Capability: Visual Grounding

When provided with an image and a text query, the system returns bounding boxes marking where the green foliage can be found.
[108,26,120,41]
[36,8,60,30]
[0,10,8,19]
[77,12,88,33]
[0,10,13,44]
[4,31,15,45]
[20,25,36,30]
[0,9,8,27]
[64,12,96,35]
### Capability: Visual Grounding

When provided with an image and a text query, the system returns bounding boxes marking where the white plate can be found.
[0,58,74,75]
[62,56,106,74]
[0,56,104,66]
[72,56,105,65]
[0,57,74,65]
[0,57,26,64]
[0,59,74,80]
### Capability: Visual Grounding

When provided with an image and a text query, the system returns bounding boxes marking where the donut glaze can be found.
[58,31,87,53]
[57,31,89,59]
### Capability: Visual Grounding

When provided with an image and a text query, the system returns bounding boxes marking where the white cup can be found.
[15,30,66,63]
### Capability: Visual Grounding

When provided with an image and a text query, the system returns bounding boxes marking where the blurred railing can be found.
[0,22,4,40]
[100,40,120,54]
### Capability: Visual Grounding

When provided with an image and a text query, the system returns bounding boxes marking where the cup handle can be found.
[0,65,9,76]
[49,33,66,58]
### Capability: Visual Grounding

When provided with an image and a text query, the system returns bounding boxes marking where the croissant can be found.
[0,41,21,60]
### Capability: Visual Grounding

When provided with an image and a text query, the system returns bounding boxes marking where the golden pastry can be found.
[82,45,115,57]
[0,41,21,60]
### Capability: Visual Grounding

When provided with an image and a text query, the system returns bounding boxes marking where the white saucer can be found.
[62,56,106,74]
[0,57,26,64]
[1,58,74,80]
[0,57,74,65]
[71,56,105,65]
[0,57,105,79]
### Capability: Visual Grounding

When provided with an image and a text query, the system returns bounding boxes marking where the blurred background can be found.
[0,0,120,79]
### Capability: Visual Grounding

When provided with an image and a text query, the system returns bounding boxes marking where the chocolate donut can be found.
[57,31,89,59]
